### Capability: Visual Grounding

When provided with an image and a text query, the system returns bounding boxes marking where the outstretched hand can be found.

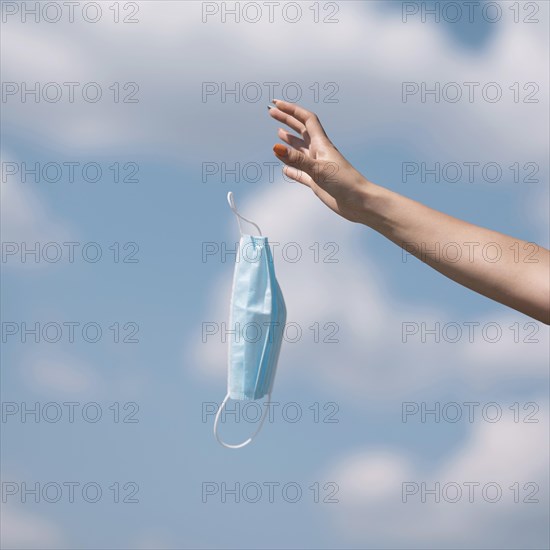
[269,99,370,223]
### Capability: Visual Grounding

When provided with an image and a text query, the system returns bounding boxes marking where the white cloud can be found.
[0,506,65,549]
[21,348,99,396]
[16,344,150,401]
[523,185,550,248]
[324,407,549,548]
[1,151,74,272]
[1,152,72,244]
[1,1,547,166]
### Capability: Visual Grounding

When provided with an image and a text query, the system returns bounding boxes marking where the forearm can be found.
[360,182,550,324]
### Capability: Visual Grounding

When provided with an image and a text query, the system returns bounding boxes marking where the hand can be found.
[269,99,371,223]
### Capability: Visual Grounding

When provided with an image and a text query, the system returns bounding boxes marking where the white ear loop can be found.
[213,392,272,449]
[227,192,262,237]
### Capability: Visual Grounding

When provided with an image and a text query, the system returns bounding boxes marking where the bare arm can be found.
[269,99,549,324]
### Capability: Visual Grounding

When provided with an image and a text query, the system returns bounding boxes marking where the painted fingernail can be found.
[272,98,280,104]
[273,144,288,157]
[267,104,274,110]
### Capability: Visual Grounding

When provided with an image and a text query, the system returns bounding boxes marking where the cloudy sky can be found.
[1,1,549,548]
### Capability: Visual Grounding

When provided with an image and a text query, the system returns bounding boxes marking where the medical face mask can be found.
[213,192,287,449]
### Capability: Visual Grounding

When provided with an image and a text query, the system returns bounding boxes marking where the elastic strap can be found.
[227,191,262,237]
[213,392,272,449]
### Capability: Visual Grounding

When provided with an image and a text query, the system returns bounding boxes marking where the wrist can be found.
[357,180,391,231]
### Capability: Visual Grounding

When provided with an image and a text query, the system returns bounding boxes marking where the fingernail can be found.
[272,99,280,104]
[273,144,288,157]
[267,104,274,110]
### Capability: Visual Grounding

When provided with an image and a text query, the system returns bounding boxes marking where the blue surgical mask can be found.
[214,192,287,449]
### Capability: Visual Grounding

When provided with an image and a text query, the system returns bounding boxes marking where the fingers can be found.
[273,144,316,177]
[277,128,307,153]
[282,165,314,188]
[268,105,305,135]
[272,99,328,140]
[269,101,340,215]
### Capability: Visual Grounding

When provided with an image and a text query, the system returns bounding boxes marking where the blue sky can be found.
[1,1,549,548]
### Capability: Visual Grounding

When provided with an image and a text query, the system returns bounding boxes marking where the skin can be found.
[268,99,550,325]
